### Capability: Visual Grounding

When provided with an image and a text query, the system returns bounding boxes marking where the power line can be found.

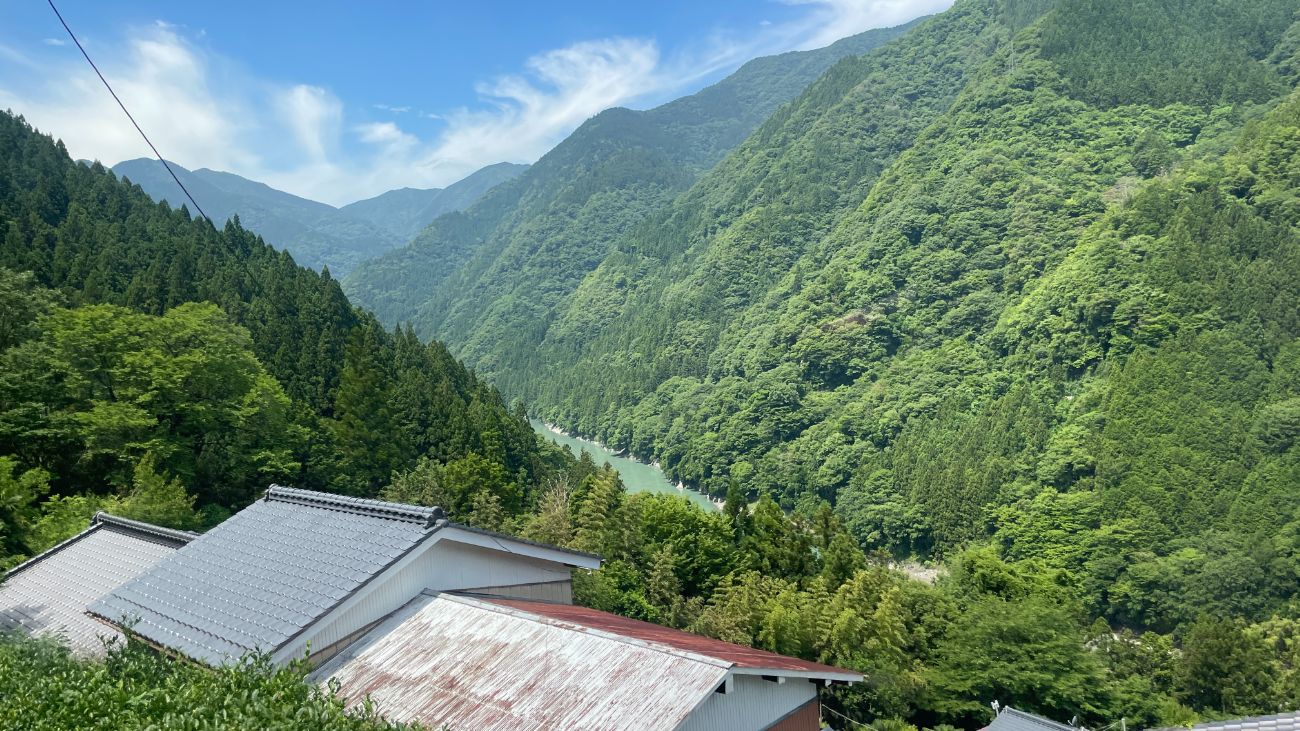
[823,705,874,730]
[46,0,209,222]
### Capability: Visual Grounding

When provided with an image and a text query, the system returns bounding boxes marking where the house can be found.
[1149,711,1300,731]
[313,589,859,731]
[982,706,1081,731]
[89,485,863,730]
[89,485,599,665]
[0,512,196,657]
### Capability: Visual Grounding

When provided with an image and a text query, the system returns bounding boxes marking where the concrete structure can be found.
[0,513,196,657]
[314,591,861,731]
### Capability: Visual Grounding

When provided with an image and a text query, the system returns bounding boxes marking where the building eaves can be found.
[444,522,602,562]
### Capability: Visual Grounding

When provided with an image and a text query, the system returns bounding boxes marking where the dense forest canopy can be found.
[339,0,1300,724]
[0,109,568,563]
[2,0,1300,727]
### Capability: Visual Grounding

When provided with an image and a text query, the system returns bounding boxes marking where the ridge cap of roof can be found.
[93,512,200,545]
[264,485,446,527]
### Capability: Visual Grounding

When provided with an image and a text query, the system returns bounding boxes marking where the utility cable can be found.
[46,0,210,222]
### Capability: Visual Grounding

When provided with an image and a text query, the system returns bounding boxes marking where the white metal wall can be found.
[292,537,574,661]
[677,675,817,731]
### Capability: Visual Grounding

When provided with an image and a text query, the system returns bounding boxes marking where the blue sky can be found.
[0,0,949,205]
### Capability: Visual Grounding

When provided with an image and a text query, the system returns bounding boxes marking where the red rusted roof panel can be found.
[316,592,729,731]
[479,595,860,678]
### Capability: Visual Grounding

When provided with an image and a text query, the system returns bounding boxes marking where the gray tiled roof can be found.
[984,708,1079,731]
[0,513,195,657]
[1150,712,1300,731]
[88,486,446,665]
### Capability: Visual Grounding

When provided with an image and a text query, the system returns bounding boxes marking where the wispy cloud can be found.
[0,1,950,205]
[42,38,67,47]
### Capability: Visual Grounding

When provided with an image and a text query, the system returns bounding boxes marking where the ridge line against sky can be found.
[0,0,951,206]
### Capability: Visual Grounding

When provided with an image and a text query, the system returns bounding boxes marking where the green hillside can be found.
[349,0,1300,634]
[342,18,925,353]
[0,111,563,563]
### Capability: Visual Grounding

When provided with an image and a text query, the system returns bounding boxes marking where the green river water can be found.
[530,419,718,510]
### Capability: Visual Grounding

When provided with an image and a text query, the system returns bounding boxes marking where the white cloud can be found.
[277,85,341,163]
[43,38,67,47]
[781,0,953,50]
[0,1,949,205]
[0,25,254,174]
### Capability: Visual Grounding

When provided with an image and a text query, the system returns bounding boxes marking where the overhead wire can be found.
[46,0,210,222]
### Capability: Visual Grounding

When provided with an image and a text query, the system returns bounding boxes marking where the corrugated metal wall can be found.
[677,675,817,731]
[295,537,574,660]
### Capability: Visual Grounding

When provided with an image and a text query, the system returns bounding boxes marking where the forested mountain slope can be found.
[348,0,1298,608]
[0,111,560,565]
[342,18,925,362]
[111,158,525,275]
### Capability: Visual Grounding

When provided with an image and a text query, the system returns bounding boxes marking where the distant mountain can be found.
[340,162,529,243]
[344,17,925,359]
[110,159,526,276]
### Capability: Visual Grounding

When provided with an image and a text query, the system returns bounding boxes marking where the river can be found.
[530,419,718,510]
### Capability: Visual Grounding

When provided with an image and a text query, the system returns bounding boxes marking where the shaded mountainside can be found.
[110,158,526,276]
[342,17,926,355]
[354,0,1300,627]
[0,110,557,516]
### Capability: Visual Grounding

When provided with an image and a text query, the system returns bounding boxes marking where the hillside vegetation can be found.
[342,19,923,358]
[345,0,1300,720]
[0,111,563,565]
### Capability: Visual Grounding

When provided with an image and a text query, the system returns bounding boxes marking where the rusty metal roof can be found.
[0,513,195,657]
[315,591,861,731]
[314,591,731,731]
[480,595,862,680]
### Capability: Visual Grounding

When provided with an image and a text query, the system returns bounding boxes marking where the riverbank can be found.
[531,419,721,511]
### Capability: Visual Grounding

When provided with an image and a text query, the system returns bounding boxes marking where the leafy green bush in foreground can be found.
[0,633,421,731]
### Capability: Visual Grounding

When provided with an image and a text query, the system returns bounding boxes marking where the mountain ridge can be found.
[111,158,527,276]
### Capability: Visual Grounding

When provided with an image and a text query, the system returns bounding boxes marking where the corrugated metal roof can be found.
[88,485,441,664]
[87,486,597,665]
[0,513,194,657]
[983,708,1080,731]
[314,591,732,731]
[1149,712,1300,731]
[480,595,863,679]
